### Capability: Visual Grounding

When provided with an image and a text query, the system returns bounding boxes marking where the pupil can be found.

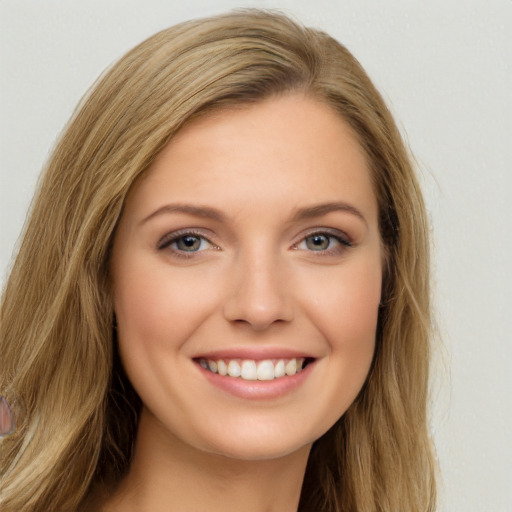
[307,234,329,250]
[179,236,200,251]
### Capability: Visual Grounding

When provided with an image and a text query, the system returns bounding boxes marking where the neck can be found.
[100,408,311,512]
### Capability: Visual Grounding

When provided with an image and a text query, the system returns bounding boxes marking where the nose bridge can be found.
[223,242,293,329]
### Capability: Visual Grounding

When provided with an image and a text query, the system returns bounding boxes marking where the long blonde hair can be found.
[0,10,436,511]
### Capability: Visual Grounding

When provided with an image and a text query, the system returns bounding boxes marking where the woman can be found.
[0,10,436,512]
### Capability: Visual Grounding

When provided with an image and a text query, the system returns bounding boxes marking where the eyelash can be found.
[157,229,352,259]
[157,229,218,259]
[294,230,352,255]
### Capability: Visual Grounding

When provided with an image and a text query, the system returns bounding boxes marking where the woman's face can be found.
[111,94,382,461]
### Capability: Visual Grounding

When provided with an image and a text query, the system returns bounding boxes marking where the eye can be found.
[295,231,351,254]
[173,235,207,252]
[158,231,216,256]
[304,234,331,251]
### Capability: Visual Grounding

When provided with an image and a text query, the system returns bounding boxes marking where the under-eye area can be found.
[195,357,316,381]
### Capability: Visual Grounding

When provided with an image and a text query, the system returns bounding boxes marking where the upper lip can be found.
[193,347,317,361]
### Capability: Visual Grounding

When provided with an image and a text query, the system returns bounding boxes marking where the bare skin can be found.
[100,409,309,512]
[102,94,382,511]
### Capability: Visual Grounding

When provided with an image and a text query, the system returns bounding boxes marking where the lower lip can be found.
[196,361,315,400]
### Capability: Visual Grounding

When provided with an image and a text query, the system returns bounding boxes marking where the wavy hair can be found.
[0,10,436,511]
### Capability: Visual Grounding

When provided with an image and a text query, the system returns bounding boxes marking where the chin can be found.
[186,417,323,463]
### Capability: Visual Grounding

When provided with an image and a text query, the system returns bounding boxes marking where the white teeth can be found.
[200,357,309,381]
[274,359,285,378]
[227,360,241,377]
[257,360,274,380]
[241,360,257,380]
[217,359,227,376]
[285,359,297,376]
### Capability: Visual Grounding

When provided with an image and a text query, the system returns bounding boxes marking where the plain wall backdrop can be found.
[1,1,511,510]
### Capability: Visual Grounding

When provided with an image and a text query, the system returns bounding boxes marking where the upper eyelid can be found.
[157,229,216,249]
[293,236,349,252]
[157,226,352,250]
[292,227,352,246]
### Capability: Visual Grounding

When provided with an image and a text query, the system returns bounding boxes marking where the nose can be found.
[223,249,294,331]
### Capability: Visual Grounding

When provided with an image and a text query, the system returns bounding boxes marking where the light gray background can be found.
[1,1,511,510]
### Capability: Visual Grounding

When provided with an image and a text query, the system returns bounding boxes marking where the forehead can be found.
[125,93,377,224]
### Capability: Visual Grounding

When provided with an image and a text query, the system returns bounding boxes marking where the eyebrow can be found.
[140,201,367,226]
[291,202,368,226]
[141,204,227,225]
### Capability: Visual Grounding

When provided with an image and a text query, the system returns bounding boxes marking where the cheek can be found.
[311,259,381,334]
[287,259,382,436]
[113,259,220,367]
[304,259,382,379]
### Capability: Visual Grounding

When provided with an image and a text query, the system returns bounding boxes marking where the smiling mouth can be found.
[195,357,314,381]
